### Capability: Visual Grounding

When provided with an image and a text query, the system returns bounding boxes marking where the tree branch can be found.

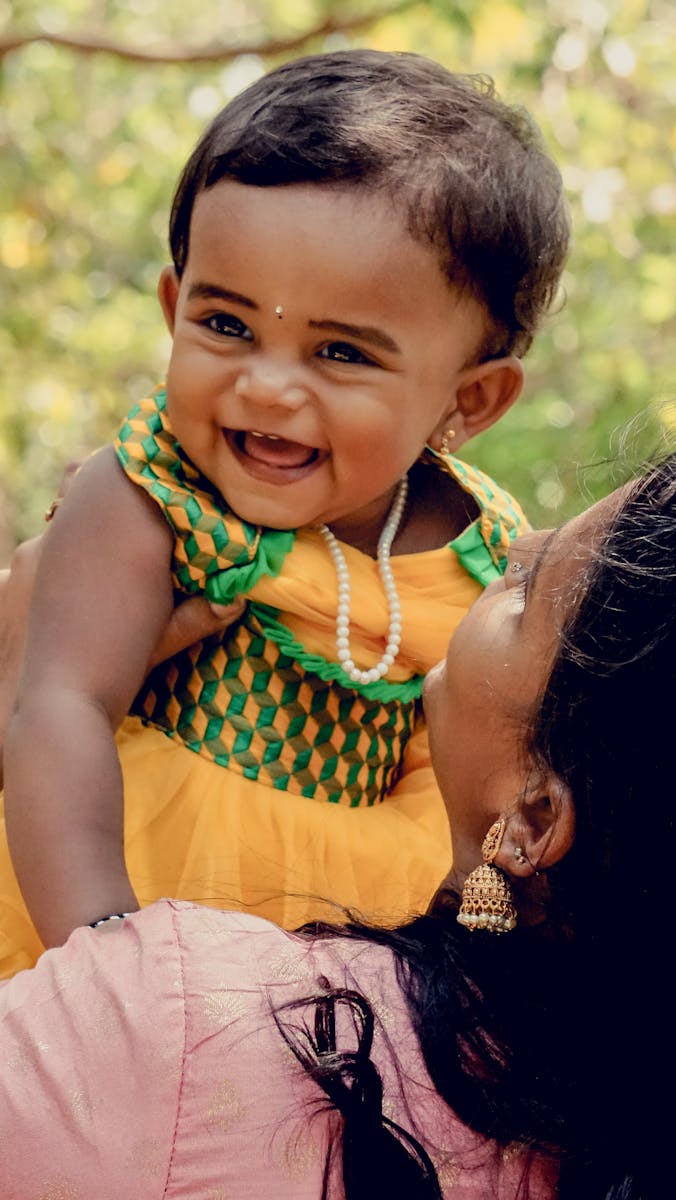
[0,2,417,64]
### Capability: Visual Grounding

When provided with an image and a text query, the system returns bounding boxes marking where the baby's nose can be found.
[234,359,307,409]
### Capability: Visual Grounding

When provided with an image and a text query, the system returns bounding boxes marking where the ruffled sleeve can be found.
[442,452,530,582]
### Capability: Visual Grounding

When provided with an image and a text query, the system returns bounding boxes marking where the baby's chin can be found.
[220,486,318,533]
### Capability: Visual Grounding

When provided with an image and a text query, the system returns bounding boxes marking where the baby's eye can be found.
[204,312,253,340]
[319,341,375,366]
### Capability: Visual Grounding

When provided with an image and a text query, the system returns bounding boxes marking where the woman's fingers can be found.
[148,594,246,667]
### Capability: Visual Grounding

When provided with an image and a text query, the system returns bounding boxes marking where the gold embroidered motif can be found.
[205,1078,244,1132]
[126,1138,165,1179]
[37,1181,81,1200]
[202,989,248,1027]
[68,1089,93,1122]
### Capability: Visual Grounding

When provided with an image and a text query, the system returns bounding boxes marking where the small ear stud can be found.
[274,305,284,319]
[514,846,528,865]
[45,498,62,522]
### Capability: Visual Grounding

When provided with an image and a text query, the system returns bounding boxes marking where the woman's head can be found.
[529,456,676,932]
[424,485,623,882]
[522,455,676,1195]
[168,49,569,360]
[427,456,676,916]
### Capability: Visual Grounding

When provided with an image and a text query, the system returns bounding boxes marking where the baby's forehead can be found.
[188,178,450,277]
[186,179,416,260]
[182,177,495,356]
[187,180,456,279]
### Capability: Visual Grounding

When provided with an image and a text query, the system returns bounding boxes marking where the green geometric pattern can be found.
[442,453,529,572]
[132,605,417,807]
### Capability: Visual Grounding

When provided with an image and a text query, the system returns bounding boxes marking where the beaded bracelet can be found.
[88,912,134,929]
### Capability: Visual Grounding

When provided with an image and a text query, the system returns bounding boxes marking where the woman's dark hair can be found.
[273,989,443,1199]
[284,454,676,1198]
[169,50,570,359]
[525,452,676,1196]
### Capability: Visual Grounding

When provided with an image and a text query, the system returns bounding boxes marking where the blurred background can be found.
[1,0,674,563]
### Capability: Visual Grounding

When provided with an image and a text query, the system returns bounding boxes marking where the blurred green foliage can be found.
[1,0,674,562]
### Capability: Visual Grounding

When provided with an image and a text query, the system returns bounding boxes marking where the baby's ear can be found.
[157,266,180,334]
[445,356,523,450]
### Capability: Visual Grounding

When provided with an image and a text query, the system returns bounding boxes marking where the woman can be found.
[0,455,673,1198]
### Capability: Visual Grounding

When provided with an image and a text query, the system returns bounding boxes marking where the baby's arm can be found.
[0,535,244,788]
[4,446,174,947]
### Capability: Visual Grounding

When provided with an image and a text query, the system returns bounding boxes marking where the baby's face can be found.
[158,180,487,544]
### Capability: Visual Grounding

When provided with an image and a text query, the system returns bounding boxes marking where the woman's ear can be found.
[157,266,180,335]
[434,357,524,453]
[497,773,575,876]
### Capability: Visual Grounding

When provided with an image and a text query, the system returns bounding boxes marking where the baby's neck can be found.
[329,463,478,558]
[329,501,400,558]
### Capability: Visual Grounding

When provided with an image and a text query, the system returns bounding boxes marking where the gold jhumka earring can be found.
[457,818,517,933]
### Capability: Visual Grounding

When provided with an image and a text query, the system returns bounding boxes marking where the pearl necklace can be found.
[317,475,408,686]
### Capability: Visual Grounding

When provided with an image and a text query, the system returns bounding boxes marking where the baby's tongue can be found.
[243,432,315,468]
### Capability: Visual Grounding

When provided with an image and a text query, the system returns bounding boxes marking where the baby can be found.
[2,50,569,974]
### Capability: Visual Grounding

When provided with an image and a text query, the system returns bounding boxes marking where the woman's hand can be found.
[148,593,246,669]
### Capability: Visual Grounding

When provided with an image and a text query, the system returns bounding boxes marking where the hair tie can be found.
[88,912,134,928]
[274,989,442,1198]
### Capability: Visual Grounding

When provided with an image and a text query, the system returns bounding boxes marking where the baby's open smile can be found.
[223,428,327,485]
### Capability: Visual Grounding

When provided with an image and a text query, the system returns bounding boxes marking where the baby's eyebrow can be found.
[184,287,401,354]
[308,318,401,354]
[187,283,257,310]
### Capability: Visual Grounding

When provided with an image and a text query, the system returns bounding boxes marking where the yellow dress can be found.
[0,389,528,977]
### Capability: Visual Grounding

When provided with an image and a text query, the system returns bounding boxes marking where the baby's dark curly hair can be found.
[169,50,570,361]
